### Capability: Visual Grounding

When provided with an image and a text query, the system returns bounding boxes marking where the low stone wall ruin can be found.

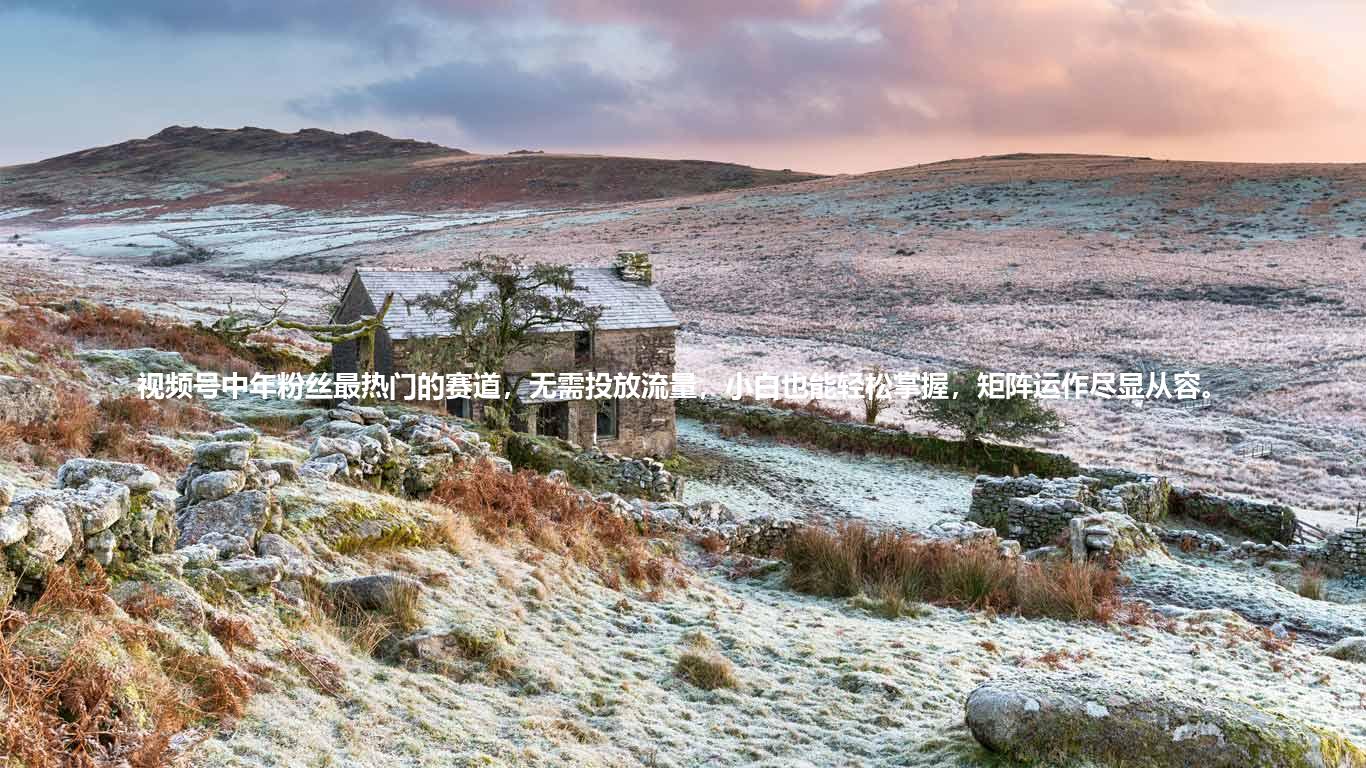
[1168,487,1296,545]
[506,432,682,501]
[968,472,1170,550]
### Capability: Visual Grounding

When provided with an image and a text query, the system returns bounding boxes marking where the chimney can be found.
[614,251,653,285]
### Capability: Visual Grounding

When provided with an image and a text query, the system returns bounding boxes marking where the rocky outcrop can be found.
[966,672,1366,767]
[2,459,175,587]
[0,374,58,426]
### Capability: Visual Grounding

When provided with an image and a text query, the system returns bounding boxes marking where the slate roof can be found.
[351,267,678,340]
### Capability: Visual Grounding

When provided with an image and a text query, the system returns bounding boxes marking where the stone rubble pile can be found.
[508,433,682,502]
[590,490,799,557]
[577,447,682,501]
[300,404,506,495]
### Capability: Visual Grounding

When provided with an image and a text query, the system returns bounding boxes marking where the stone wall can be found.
[1317,528,1366,575]
[588,327,676,457]
[968,475,1093,548]
[678,397,1079,477]
[1168,486,1296,545]
[968,472,1170,550]
[506,433,682,501]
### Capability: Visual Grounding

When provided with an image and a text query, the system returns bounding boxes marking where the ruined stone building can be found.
[330,252,678,457]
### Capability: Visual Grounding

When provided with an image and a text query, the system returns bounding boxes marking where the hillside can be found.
[0,126,822,217]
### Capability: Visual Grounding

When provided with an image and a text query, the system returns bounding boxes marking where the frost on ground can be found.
[678,418,972,530]
[190,529,1366,768]
[8,154,1365,520]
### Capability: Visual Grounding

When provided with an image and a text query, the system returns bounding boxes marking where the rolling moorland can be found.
[0,128,1364,767]
[3,133,1363,516]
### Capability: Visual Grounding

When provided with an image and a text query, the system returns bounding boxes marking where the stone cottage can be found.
[330,252,678,457]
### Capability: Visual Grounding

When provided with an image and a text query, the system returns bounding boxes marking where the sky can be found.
[1,0,1363,174]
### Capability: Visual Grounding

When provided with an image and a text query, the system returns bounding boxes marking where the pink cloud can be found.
[864,0,1331,135]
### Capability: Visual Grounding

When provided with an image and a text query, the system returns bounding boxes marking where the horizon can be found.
[2,1,1364,173]
[8,122,1366,177]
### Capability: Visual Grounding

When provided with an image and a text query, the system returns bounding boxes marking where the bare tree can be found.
[860,365,890,425]
[203,289,395,376]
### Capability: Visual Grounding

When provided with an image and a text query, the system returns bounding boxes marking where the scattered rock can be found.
[0,508,29,546]
[57,458,160,494]
[176,490,272,549]
[214,556,283,590]
[9,501,73,576]
[323,573,421,614]
[190,470,246,503]
[213,426,260,444]
[965,672,1365,767]
[1323,637,1366,663]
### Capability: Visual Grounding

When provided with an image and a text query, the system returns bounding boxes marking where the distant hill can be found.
[0,126,823,218]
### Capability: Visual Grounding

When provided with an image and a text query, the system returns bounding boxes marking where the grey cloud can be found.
[293,59,639,144]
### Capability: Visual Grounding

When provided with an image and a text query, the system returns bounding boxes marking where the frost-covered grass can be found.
[678,418,973,529]
[27,206,548,270]
[187,530,1366,768]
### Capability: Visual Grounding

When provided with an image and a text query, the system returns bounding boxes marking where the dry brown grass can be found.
[302,577,424,659]
[784,523,1120,622]
[62,304,258,374]
[1298,566,1327,601]
[118,585,176,622]
[430,460,677,589]
[697,532,727,555]
[207,614,259,654]
[673,633,737,691]
[1,565,255,768]
[3,388,223,472]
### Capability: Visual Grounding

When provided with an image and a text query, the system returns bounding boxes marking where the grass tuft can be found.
[1298,566,1327,601]
[783,523,1119,622]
